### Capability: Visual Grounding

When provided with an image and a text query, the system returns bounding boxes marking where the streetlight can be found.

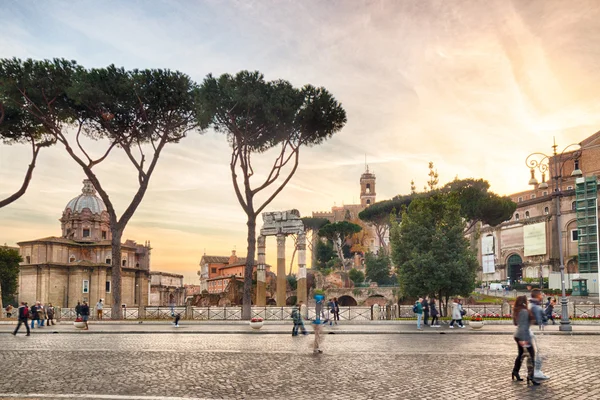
[525,138,582,332]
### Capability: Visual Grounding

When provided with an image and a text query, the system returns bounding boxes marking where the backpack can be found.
[412,304,418,313]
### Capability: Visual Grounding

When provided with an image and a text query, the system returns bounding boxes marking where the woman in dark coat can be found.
[429,298,439,327]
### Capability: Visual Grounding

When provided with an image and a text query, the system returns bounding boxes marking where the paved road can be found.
[1,333,599,399]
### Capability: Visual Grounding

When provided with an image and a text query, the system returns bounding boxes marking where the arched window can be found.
[515,213,520,221]
[26,256,31,264]
[571,201,577,211]
[69,256,76,263]
[122,259,127,267]
[106,258,111,264]
[544,207,549,215]
[366,199,371,205]
[525,211,530,219]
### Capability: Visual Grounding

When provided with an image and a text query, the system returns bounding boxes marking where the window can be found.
[543,191,548,196]
[531,194,536,199]
[572,201,577,211]
[106,281,111,293]
[25,256,31,264]
[83,229,90,237]
[69,255,76,263]
[525,211,530,219]
[571,230,579,242]
[102,231,107,239]
[574,159,580,170]
[567,186,573,190]
[211,268,217,274]
[83,280,89,293]
[366,199,371,205]
[515,213,519,221]
[122,259,127,267]
[544,207,549,215]
[518,197,523,202]
[135,263,140,268]
[106,258,111,264]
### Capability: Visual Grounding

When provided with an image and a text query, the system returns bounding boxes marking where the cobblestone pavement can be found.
[1,333,599,399]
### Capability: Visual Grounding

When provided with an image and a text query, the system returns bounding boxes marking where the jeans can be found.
[417,313,422,329]
[292,321,307,336]
[423,310,429,325]
[13,319,30,335]
[30,319,42,329]
[450,319,464,327]
[430,316,439,326]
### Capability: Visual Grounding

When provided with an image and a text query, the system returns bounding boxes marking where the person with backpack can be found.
[80,301,90,330]
[414,298,424,330]
[12,302,30,336]
[29,302,41,329]
[429,298,440,327]
[291,301,307,336]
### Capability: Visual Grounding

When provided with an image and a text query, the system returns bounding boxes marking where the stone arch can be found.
[506,253,523,285]
[337,295,357,306]
[567,258,579,274]
[266,298,277,306]
[364,295,386,306]
[286,296,297,306]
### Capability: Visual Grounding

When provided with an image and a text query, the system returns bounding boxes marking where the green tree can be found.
[315,240,335,270]
[198,71,346,319]
[0,246,21,307]
[0,59,202,318]
[301,217,329,266]
[318,221,362,266]
[391,193,478,313]
[348,268,365,286]
[364,251,393,285]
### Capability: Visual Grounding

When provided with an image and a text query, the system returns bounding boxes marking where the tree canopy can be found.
[391,193,478,309]
[364,251,394,285]
[348,268,365,286]
[198,71,346,318]
[0,246,21,307]
[318,221,362,265]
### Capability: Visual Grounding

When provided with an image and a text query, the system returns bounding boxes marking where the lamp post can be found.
[525,138,582,332]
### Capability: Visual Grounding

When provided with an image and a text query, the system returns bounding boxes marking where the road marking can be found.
[0,394,214,400]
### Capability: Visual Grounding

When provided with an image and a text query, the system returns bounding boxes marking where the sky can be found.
[2,0,600,283]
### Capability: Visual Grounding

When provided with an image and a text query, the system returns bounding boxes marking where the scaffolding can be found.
[575,176,599,273]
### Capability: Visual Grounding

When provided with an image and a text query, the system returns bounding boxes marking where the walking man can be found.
[421,296,430,326]
[29,302,41,329]
[414,298,424,330]
[46,303,55,326]
[96,299,104,320]
[545,298,556,325]
[449,299,465,328]
[291,301,307,336]
[12,302,30,336]
[80,301,90,330]
[75,301,82,318]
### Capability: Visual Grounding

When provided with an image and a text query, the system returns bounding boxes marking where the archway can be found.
[364,295,386,307]
[567,259,579,274]
[286,296,297,306]
[507,254,523,285]
[337,295,357,306]
[266,298,277,306]
[169,293,175,305]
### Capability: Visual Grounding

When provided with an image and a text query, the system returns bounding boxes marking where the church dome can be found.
[65,179,106,214]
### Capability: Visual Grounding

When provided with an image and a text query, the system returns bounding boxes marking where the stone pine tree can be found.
[0,58,203,319]
[391,193,478,315]
[198,71,346,320]
[318,221,362,268]
[0,62,57,208]
[364,251,393,285]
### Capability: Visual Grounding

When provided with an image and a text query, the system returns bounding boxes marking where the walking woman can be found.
[429,298,439,327]
[512,295,540,386]
[449,299,464,328]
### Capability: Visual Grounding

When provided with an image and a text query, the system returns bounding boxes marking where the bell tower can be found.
[360,166,376,207]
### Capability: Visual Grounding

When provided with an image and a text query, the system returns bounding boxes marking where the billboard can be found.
[524,222,546,256]
[482,254,495,274]
[481,235,494,255]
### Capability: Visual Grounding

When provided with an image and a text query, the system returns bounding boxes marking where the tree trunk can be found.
[111,229,123,320]
[242,215,257,320]
[438,291,444,317]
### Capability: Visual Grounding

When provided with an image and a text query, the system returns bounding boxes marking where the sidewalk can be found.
[3,321,600,335]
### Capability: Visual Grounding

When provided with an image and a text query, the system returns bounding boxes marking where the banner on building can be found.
[482,254,495,274]
[481,235,494,255]
[524,222,546,256]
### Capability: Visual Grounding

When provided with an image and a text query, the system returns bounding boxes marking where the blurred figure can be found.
[12,302,30,336]
[512,295,540,386]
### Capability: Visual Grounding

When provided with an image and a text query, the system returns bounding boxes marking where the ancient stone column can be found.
[256,235,267,307]
[276,234,286,306]
[297,232,307,305]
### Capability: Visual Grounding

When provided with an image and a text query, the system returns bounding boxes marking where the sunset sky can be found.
[2,0,600,283]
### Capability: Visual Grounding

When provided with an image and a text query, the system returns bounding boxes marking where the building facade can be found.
[17,179,151,308]
[199,250,272,294]
[474,131,600,294]
[149,271,185,306]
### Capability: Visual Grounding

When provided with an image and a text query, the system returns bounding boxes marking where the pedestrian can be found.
[429,298,440,327]
[5,304,14,318]
[96,299,104,320]
[421,296,430,326]
[46,303,55,326]
[312,318,326,354]
[512,295,540,386]
[529,289,550,380]
[414,298,423,330]
[449,299,465,328]
[12,302,30,336]
[38,303,46,327]
[327,298,335,325]
[333,297,340,324]
[80,301,90,330]
[30,302,41,329]
[75,301,82,318]
[291,301,307,336]
[545,298,556,325]
[173,312,181,327]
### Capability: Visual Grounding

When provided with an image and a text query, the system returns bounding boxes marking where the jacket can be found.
[514,309,532,342]
[421,299,429,312]
[18,305,29,320]
[80,304,90,316]
[30,305,39,319]
[291,306,302,323]
[529,299,545,325]
[46,306,55,318]
[430,302,438,317]
[451,303,463,320]
[414,302,423,314]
